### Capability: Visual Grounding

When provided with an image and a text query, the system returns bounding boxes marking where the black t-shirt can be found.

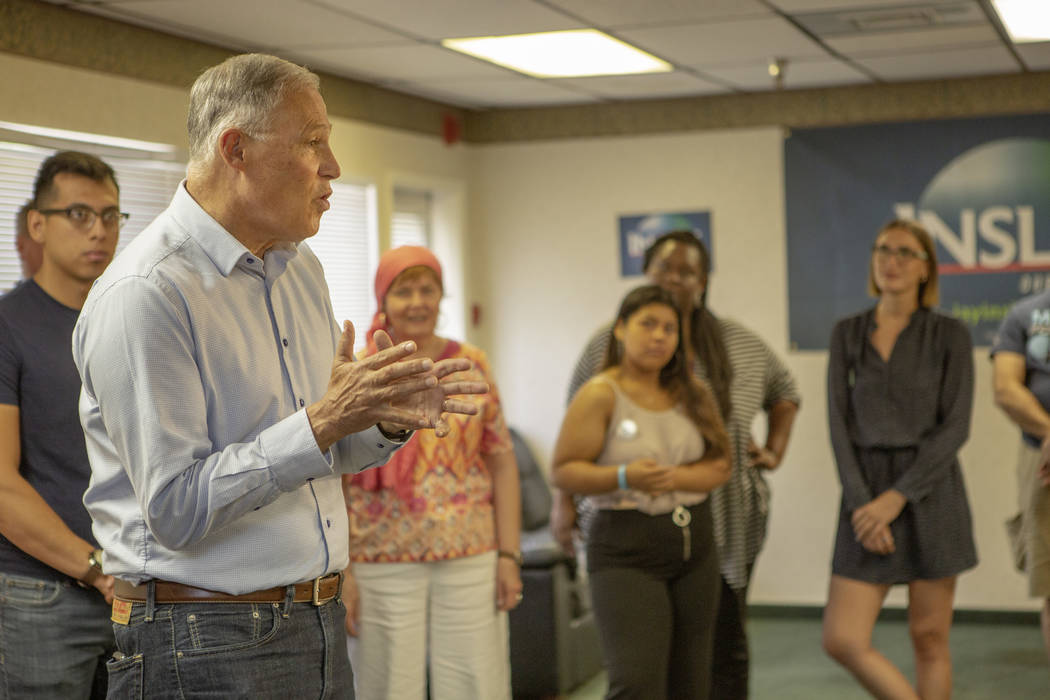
[0,279,97,582]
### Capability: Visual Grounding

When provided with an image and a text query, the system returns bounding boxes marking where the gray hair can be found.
[187,53,320,169]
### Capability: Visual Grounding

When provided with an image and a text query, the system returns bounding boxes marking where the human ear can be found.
[217,128,248,170]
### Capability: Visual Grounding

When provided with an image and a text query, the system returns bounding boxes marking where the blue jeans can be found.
[0,571,115,700]
[108,586,353,699]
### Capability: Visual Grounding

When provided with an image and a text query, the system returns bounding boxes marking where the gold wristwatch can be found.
[81,548,104,586]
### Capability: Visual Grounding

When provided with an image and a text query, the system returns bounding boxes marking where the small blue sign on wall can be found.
[618,211,712,277]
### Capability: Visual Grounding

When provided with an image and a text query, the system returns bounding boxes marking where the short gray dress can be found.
[827,308,977,583]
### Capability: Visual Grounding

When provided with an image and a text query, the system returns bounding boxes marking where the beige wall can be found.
[468,128,1035,612]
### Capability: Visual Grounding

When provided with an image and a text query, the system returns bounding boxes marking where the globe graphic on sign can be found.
[635,214,702,238]
[918,138,1050,245]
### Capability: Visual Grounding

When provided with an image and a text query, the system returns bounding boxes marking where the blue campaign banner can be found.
[785,113,1050,350]
[618,211,712,277]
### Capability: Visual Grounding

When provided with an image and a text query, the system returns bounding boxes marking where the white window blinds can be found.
[0,139,185,294]
[391,187,431,249]
[306,180,379,349]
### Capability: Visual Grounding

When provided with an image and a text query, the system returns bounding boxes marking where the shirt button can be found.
[246,257,254,264]
[377,443,385,449]
[326,519,331,527]
[299,398,305,407]
[282,338,289,347]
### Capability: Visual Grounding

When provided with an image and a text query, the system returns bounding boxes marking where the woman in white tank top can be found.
[553,285,730,700]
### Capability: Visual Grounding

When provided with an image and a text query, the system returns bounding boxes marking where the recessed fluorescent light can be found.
[992,0,1050,43]
[442,29,672,78]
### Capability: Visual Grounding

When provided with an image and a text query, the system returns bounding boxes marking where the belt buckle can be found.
[311,576,323,606]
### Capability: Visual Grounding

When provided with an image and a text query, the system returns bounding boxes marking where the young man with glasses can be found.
[0,150,125,698]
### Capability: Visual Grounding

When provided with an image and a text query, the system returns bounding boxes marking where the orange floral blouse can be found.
[343,341,513,563]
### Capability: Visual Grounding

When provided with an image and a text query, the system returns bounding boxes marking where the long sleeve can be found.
[892,320,974,503]
[827,319,873,511]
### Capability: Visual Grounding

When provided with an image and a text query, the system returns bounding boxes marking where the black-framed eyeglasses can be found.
[873,244,927,262]
[37,204,130,231]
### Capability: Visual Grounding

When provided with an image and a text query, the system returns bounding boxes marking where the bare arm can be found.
[993,351,1050,440]
[488,449,523,611]
[671,454,730,493]
[552,380,618,494]
[552,379,675,495]
[0,405,113,601]
[751,400,799,470]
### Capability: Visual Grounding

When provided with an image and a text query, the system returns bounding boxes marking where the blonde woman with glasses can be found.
[823,219,977,700]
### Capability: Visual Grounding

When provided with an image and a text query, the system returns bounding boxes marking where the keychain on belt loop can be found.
[672,505,692,560]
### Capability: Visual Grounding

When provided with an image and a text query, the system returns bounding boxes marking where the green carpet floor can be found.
[569,614,1049,699]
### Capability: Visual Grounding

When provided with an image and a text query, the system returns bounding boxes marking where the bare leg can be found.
[1042,599,1050,666]
[907,577,956,700]
[823,575,919,700]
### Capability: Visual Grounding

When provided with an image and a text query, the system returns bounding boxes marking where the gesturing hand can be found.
[372,330,487,438]
[859,524,895,555]
[308,321,487,451]
[851,489,906,544]
[626,458,676,494]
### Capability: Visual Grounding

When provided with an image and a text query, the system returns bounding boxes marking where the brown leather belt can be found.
[114,573,342,606]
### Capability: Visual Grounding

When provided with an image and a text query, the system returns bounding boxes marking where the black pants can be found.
[586,502,720,700]
[710,574,750,700]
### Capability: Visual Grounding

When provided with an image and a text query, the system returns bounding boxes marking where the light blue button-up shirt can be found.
[73,182,400,594]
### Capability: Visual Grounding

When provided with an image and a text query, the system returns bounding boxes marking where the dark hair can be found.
[642,230,733,420]
[603,285,729,461]
[16,200,31,241]
[868,218,939,308]
[32,151,119,209]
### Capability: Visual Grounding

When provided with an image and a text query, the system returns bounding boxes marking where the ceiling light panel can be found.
[992,0,1050,43]
[443,30,672,78]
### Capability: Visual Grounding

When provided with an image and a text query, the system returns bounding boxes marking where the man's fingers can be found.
[371,377,439,402]
[439,380,489,397]
[439,399,479,416]
[432,357,473,379]
[433,416,451,438]
[371,407,432,429]
[373,328,393,352]
[335,321,356,362]
[373,361,434,384]
[364,340,419,370]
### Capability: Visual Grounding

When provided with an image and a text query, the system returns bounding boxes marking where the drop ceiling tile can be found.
[553,71,729,99]
[313,0,582,40]
[86,0,406,50]
[287,43,519,84]
[544,0,771,28]
[391,77,601,108]
[618,16,826,66]
[701,56,872,89]
[826,23,998,55]
[768,0,947,11]
[1016,42,1050,71]
[856,44,1021,80]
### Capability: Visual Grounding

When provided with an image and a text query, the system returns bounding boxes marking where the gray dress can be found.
[827,307,977,583]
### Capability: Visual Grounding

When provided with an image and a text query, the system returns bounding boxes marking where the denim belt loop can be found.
[144,580,156,623]
[281,584,296,618]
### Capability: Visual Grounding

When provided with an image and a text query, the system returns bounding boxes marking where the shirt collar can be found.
[170,181,298,278]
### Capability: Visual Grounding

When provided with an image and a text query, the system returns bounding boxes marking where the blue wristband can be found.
[617,464,628,490]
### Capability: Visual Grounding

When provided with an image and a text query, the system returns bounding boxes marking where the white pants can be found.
[347,551,511,700]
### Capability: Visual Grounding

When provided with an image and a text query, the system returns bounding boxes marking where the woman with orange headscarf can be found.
[341,246,522,700]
